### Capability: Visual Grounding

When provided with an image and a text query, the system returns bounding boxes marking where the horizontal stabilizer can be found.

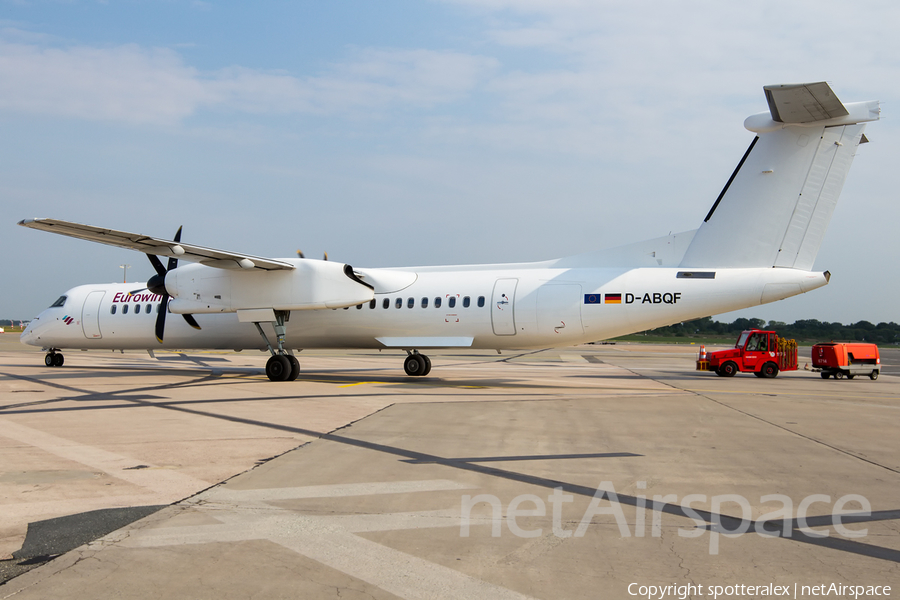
[765,82,848,123]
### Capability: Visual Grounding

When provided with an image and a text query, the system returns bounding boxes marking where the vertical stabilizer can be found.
[680,83,879,270]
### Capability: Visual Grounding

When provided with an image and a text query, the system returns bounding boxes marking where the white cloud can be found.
[0,42,211,123]
[0,39,498,124]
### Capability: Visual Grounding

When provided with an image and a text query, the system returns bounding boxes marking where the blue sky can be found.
[2,0,899,326]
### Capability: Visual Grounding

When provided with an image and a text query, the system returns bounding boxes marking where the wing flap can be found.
[18,218,294,271]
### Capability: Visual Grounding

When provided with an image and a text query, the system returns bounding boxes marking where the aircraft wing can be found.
[18,218,295,271]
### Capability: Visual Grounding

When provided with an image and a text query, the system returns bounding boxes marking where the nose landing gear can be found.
[44,350,64,367]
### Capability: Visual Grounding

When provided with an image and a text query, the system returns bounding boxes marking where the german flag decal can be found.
[604,294,622,304]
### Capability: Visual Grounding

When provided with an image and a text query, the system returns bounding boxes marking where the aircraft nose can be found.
[20,319,41,346]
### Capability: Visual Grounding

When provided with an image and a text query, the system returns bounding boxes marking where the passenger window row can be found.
[350,296,487,310]
[110,304,159,315]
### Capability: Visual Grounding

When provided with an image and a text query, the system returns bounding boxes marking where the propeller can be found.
[297,250,328,260]
[145,226,200,343]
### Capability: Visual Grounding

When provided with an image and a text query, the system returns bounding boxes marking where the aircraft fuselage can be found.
[22,263,827,353]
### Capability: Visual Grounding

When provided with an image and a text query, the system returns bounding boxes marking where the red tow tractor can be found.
[697,329,798,378]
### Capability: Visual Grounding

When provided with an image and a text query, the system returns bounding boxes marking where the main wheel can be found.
[287,355,300,381]
[870,371,879,380]
[266,354,292,381]
[421,355,432,376]
[45,353,55,367]
[761,362,779,378]
[834,371,844,380]
[404,354,427,376]
[53,353,64,367]
[720,361,738,377]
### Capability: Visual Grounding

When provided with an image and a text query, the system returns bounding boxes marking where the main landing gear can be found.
[252,310,300,382]
[44,350,64,367]
[404,350,432,376]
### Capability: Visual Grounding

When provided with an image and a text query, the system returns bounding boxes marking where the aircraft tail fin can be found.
[679,83,879,270]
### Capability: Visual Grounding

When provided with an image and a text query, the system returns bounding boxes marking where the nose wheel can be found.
[404,352,432,376]
[44,351,64,367]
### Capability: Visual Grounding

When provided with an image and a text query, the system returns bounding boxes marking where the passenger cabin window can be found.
[123,304,129,315]
[463,296,470,308]
[50,296,67,308]
[448,297,456,308]
[135,304,141,313]
[395,298,402,309]
[111,305,117,315]
[407,297,414,309]
[478,296,485,308]
[145,304,152,314]
[434,297,442,308]
[356,304,363,309]
[421,297,428,308]
[369,299,376,309]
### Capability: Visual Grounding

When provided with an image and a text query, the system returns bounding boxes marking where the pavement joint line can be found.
[577,361,900,534]
[624,366,900,477]
[3,347,899,583]
[0,417,209,494]
[86,392,899,564]
[685,387,900,401]
[119,500,539,600]
[696,395,900,477]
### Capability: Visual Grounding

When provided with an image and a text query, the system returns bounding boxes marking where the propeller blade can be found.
[166,226,183,271]
[182,314,201,330]
[148,226,188,343]
[155,294,169,343]
[148,254,166,277]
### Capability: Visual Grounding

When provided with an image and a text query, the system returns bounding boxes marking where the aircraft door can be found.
[537,284,584,341]
[491,279,518,336]
[81,290,105,339]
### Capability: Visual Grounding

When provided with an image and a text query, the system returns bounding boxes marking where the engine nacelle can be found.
[166,259,374,314]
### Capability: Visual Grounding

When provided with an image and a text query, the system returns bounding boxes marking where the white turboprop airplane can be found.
[19,82,879,381]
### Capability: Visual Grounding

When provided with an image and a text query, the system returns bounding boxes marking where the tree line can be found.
[636,316,900,344]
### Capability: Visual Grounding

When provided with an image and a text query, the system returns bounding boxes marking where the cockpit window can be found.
[50,296,67,308]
